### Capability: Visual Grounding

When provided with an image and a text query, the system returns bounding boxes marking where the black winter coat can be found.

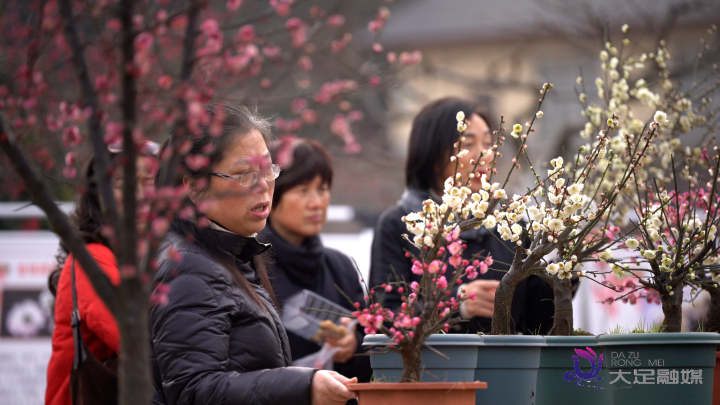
[150,230,316,405]
[259,225,372,383]
[369,188,556,335]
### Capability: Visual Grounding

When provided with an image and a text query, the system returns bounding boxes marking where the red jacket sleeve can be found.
[74,243,121,353]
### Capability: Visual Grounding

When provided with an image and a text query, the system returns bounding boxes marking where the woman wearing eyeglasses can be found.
[150,105,357,405]
[46,142,158,405]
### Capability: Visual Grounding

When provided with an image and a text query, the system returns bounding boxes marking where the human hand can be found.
[326,318,357,364]
[311,370,357,405]
[460,280,500,318]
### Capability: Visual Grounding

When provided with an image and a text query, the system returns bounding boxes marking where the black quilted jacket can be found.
[150,230,316,405]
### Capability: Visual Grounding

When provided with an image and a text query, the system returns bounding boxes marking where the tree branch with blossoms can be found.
[1,0,414,403]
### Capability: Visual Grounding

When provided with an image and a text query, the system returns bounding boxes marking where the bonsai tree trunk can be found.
[548,277,574,336]
[399,344,423,382]
[490,266,525,335]
[491,246,531,335]
[704,285,720,333]
[491,244,556,335]
[660,287,684,332]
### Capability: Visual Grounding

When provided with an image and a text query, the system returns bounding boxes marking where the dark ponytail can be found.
[49,156,115,297]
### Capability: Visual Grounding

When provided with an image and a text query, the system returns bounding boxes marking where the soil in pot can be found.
[598,332,720,405]
[534,336,612,405]
[346,382,487,405]
[474,335,545,405]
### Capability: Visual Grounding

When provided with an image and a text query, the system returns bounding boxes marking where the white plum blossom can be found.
[493,189,507,199]
[653,110,668,126]
[482,215,497,229]
[546,263,560,275]
[625,238,639,249]
[557,261,573,279]
[567,183,584,195]
[635,87,660,107]
[547,218,564,232]
[599,248,613,261]
[611,264,626,280]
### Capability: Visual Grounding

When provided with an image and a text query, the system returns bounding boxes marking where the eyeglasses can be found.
[107,140,161,156]
[211,164,281,186]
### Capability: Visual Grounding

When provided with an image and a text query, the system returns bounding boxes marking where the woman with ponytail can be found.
[150,104,357,405]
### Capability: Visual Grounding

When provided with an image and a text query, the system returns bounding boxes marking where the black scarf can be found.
[260,225,324,290]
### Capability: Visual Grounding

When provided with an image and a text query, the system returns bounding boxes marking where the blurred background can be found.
[1,0,719,403]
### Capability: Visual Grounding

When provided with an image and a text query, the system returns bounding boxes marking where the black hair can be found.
[269,138,333,209]
[164,103,279,310]
[49,154,117,296]
[405,97,493,192]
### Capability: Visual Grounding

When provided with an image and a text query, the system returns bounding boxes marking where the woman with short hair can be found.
[259,138,371,385]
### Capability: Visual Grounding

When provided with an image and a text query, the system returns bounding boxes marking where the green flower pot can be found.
[363,334,484,383]
[535,336,612,405]
[597,332,720,405]
[474,335,545,405]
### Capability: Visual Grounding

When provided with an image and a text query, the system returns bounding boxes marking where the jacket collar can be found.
[210,228,270,262]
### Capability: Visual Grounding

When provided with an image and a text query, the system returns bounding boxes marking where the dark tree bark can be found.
[491,246,530,335]
[400,344,423,383]
[57,0,119,232]
[704,285,720,333]
[117,280,152,405]
[660,287,684,332]
[548,276,574,336]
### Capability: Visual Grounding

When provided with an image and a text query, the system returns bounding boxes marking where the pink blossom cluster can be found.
[329,114,362,154]
[354,303,394,336]
[602,279,661,305]
[368,6,391,33]
[313,80,359,104]
[358,225,490,344]
[285,17,308,48]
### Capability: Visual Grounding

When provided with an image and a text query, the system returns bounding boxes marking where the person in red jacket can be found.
[45,143,157,405]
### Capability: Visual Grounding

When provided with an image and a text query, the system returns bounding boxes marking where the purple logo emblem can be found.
[564,347,604,389]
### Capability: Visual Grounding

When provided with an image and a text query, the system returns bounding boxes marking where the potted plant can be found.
[353,81,640,403]
[595,147,720,404]
[533,22,720,404]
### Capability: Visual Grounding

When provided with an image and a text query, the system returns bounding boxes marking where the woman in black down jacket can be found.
[150,104,357,405]
[259,138,372,385]
[369,97,556,335]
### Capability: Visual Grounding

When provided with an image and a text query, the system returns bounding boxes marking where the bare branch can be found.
[118,0,138,269]
[58,0,119,235]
